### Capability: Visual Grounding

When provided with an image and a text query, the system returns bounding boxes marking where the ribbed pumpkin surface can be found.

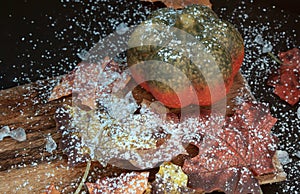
[127,5,244,108]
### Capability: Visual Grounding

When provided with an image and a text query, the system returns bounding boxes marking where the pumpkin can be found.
[127,5,244,108]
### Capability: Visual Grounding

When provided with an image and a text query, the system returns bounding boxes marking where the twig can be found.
[268,52,283,64]
[74,160,91,194]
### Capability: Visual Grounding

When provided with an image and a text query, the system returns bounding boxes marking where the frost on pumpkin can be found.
[140,0,212,9]
[152,162,195,194]
[182,102,279,194]
[268,48,300,106]
[85,171,149,194]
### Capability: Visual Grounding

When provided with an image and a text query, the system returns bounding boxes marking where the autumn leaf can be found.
[48,69,75,101]
[268,48,300,106]
[141,0,212,9]
[182,102,278,194]
[86,171,149,194]
[49,57,120,109]
[52,55,188,169]
[152,162,195,194]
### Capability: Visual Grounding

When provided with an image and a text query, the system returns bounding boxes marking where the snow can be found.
[253,34,273,53]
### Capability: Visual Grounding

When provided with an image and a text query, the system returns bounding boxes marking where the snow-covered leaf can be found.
[86,171,149,194]
[55,104,186,169]
[152,162,195,193]
[182,102,278,194]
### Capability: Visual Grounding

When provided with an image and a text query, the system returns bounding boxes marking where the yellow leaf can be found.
[152,162,195,193]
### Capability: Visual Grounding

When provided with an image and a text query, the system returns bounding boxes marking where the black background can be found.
[0,0,299,89]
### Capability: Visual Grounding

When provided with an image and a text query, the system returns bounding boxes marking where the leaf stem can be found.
[268,52,283,64]
[74,160,91,194]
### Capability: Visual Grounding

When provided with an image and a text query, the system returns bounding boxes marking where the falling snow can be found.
[218,2,299,193]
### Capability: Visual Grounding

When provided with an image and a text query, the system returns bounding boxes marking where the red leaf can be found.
[268,48,300,106]
[86,172,149,194]
[182,102,278,194]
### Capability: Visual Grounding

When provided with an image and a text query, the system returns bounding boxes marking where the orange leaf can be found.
[141,0,212,9]
[86,172,149,194]
[42,184,61,194]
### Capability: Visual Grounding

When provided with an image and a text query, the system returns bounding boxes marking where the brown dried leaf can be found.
[141,0,212,9]
[182,102,278,194]
[86,172,149,194]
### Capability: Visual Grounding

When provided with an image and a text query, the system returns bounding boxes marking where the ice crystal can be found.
[277,150,292,165]
[0,126,10,141]
[294,150,300,159]
[77,49,90,60]
[45,134,57,154]
[116,22,129,35]
[262,41,273,53]
[0,126,26,142]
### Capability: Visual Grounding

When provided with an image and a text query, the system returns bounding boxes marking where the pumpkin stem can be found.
[268,52,283,64]
[74,160,91,194]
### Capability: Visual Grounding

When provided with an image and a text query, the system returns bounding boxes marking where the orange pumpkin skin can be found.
[127,5,244,108]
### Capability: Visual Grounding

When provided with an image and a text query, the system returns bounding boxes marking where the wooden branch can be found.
[0,79,68,170]
[0,159,84,193]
